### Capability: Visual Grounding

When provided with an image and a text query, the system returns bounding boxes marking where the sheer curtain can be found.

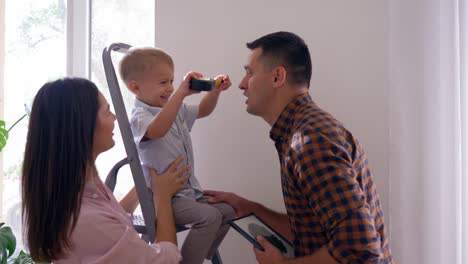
[0,0,5,221]
[389,0,468,263]
[461,1,468,262]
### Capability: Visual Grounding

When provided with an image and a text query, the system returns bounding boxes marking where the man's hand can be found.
[203,190,252,217]
[254,236,286,264]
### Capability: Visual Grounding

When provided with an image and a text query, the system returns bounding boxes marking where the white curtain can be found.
[0,0,5,220]
[389,0,468,263]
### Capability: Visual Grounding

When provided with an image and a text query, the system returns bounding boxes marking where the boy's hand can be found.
[177,71,203,97]
[213,75,231,93]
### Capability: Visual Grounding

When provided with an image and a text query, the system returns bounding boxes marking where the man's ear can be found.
[272,66,287,88]
[127,80,139,94]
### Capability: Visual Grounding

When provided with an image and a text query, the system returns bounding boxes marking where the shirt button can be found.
[92,193,98,199]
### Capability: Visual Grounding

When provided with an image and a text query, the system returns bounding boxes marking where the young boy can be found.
[119,47,236,264]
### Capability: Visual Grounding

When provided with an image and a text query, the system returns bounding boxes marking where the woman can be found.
[22,78,188,263]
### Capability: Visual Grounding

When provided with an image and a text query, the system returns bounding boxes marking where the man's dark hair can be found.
[246,31,312,88]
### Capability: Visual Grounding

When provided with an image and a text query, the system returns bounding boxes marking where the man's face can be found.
[238,48,275,117]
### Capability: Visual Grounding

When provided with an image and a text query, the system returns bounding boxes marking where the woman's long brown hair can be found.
[22,78,99,262]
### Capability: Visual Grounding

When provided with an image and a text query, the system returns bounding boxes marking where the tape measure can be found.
[189,77,223,91]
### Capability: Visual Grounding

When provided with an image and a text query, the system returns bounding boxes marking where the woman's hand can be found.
[151,156,190,202]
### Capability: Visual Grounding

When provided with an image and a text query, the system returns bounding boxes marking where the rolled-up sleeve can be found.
[293,132,384,263]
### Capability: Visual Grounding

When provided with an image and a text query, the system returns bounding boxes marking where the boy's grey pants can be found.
[172,195,236,264]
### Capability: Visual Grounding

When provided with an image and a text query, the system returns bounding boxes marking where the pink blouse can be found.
[55,177,182,264]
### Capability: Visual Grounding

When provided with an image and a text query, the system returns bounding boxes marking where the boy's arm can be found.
[145,90,185,139]
[197,75,231,119]
[145,72,201,139]
[198,90,221,119]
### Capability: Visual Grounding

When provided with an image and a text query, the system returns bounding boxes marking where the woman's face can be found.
[93,92,117,158]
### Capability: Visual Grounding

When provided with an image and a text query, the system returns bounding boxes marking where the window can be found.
[90,0,154,200]
[3,0,67,249]
[2,0,154,251]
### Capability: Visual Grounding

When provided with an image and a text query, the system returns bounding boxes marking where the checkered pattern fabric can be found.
[270,93,393,263]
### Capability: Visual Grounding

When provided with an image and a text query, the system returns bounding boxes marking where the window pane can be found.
[91,0,154,200]
[3,0,66,249]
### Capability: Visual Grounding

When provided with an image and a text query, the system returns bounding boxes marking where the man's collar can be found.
[269,93,312,143]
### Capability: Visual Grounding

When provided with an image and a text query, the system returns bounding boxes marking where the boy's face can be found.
[136,62,174,107]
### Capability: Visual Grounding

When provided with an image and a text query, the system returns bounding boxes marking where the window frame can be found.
[67,0,91,78]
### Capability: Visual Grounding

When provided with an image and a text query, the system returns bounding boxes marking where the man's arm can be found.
[256,130,387,264]
[248,201,293,243]
[204,190,294,242]
[293,132,385,263]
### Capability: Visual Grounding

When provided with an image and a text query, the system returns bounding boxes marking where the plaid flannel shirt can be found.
[270,93,393,263]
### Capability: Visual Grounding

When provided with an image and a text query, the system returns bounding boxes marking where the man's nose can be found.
[239,78,247,90]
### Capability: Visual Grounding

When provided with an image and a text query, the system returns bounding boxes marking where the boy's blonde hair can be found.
[119,47,174,84]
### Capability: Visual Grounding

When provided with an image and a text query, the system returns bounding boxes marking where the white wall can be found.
[155,1,389,263]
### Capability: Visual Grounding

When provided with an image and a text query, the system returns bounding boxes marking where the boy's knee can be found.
[224,205,236,221]
[200,207,223,227]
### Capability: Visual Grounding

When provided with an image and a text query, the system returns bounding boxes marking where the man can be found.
[205,31,393,264]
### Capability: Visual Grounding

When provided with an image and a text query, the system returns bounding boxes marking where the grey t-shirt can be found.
[130,98,203,200]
